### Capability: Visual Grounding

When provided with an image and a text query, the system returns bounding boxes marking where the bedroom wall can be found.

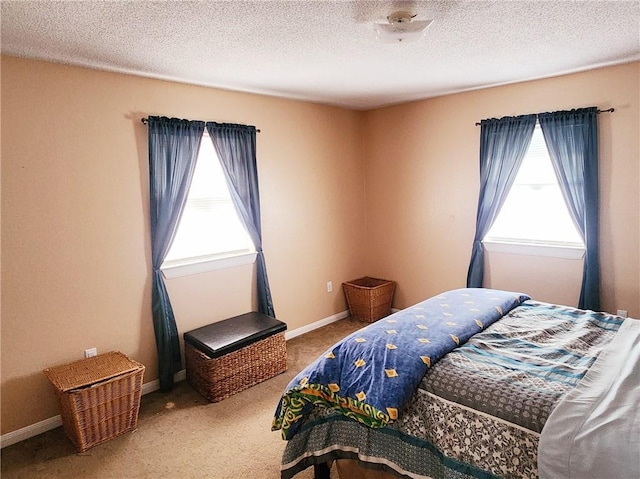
[2,55,638,439]
[363,62,640,318]
[1,56,367,434]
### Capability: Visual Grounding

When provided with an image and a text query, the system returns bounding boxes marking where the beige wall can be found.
[363,62,639,316]
[2,56,639,437]
[1,56,367,434]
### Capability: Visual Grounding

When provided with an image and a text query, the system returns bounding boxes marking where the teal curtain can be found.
[206,122,276,318]
[466,115,537,288]
[539,107,600,310]
[148,116,204,390]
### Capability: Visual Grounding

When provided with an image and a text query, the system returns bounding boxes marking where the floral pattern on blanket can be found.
[400,389,539,479]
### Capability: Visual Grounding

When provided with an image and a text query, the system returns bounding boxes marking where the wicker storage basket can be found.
[43,351,145,452]
[185,332,287,403]
[343,277,396,322]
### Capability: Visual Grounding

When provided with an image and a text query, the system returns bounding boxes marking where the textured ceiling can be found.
[2,0,639,110]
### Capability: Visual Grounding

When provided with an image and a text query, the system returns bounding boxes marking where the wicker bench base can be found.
[185,332,287,402]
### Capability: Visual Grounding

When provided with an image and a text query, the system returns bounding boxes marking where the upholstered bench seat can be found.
[183,312,287,402]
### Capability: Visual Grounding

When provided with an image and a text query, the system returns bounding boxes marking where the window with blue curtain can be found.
[147,116,275,391]
[467,107,600,310]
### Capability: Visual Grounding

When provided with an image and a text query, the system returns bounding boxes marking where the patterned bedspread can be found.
[273,289,530,440]
[279,299,625,479]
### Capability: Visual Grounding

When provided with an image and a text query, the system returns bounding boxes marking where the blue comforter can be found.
[273,288,530,439]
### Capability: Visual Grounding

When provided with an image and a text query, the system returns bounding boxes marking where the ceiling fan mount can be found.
[386,11,417,24]
[373,10,433,43]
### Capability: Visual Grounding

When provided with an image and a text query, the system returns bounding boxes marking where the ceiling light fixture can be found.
[373,11,433,43]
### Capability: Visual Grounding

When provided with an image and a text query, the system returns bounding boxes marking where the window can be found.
[483,123,585,257]
[162,131,255,276]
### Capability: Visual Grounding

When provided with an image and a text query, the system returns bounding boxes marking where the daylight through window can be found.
[484,124,585,248]
[163,132,255,268]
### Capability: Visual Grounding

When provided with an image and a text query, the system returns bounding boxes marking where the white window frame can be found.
[161,131,256,278]
[482,240,585,259]
[162,251,257,278]
[482,123,585,260]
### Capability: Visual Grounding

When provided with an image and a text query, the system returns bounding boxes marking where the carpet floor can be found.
[1,317,366,479]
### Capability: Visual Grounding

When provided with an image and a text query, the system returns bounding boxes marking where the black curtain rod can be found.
[474,108,614,126]
[140,117,260,132]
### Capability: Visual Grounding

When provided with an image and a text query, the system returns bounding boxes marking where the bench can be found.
[184,312,287,402]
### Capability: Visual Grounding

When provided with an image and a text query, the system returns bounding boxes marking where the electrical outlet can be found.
[616,310,628,318]
[84,348,97,358]
[326,281,333,293]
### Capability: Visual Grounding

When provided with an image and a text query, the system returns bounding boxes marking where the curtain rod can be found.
[474,108,614,126]
[140,117,260,133]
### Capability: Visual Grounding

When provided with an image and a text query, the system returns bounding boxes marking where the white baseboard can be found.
[0,368,188,449]
[284,310,349,340]
[0,310,349,449]
[0,415,63,449]
[140,369,187,396]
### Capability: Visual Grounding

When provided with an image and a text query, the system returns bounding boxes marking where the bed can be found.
[272,288,639,479]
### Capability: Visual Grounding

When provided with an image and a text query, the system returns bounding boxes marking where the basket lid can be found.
[43,351,143,392]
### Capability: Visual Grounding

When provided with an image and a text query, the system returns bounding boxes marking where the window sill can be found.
[162,252,257,279]
[483,240,585,259]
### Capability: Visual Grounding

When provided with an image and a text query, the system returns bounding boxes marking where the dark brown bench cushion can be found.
[183,312,287,359]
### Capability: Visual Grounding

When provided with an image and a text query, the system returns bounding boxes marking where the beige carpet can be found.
[1,317,366,479]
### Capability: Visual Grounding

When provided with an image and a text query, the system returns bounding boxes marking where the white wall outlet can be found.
[84,347,97,358]
[326,281,333,293]
[616,310,628,318]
